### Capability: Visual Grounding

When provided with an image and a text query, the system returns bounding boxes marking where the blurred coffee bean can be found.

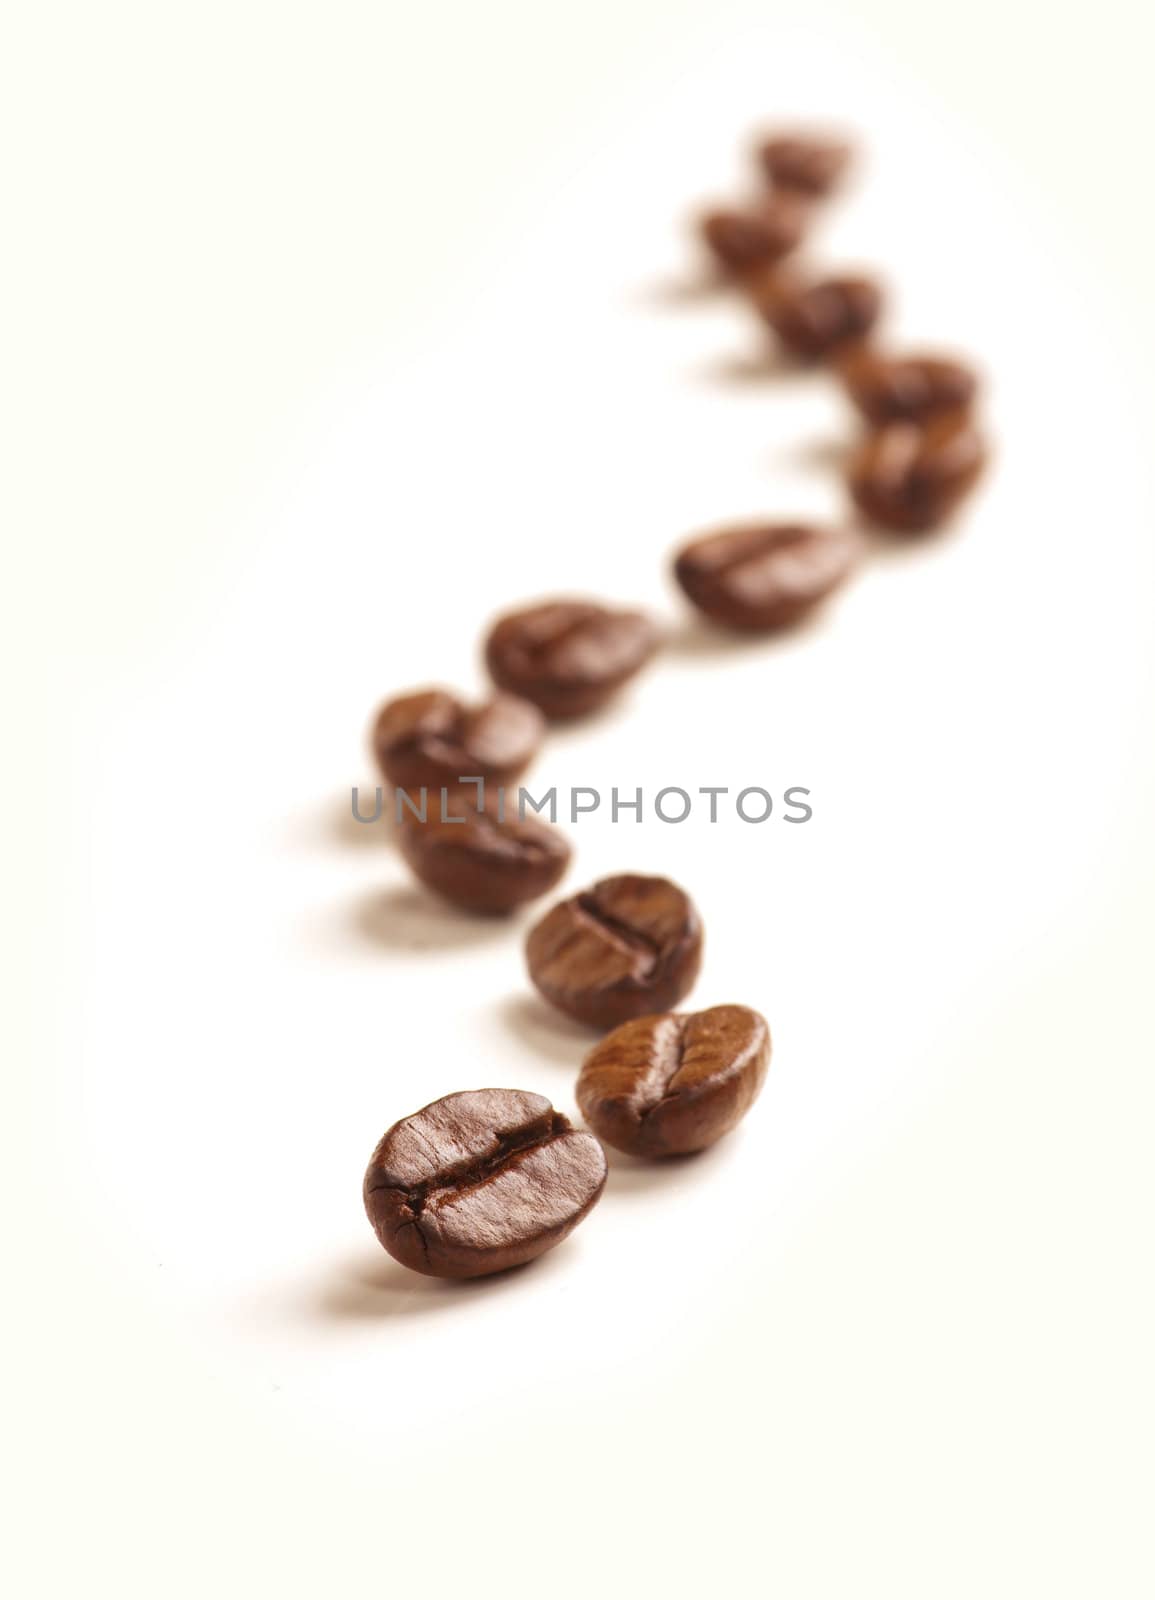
[398,786,570,915]
[841,349,979,425]
[577,1004,771,1157]
[674,522,860,632]
[848,414,988,532]
[526,873,702,1030]
[373,688,543,790]
[698,197,807,275]
[485,600,659,720]
[754,271,883,362]
[757,132,853,196]
[363,1089,607,1278]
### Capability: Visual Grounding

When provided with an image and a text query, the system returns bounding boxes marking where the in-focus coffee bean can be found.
[673,522,860,632]
[753,271,883,362]
[848,413,987,532]
[757,133,852,197]
[840,349,979,425]
[699,198,807,275]
[398,786,570,915]
[577,1004,770,1157]
[485,600,659,720]
[373,688,543,790]
[526,874,702,1030]
[363,1088,607,1278]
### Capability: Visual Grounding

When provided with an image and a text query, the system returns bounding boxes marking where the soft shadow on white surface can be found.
[312,1244,574,1322]
[351,884,517,953]
[600,1133,744,1197]
[497,992,594,1066]
[701,346,803,384]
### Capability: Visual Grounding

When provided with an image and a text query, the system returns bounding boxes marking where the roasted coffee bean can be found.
[699,197,807,275]
[372,688,543,790]
[848,413,987,532]
[398,786,570,915]
[363,1088,607,1279]
[757,133,852,197]
[673,522,860,632]
[754,272,883,362]
[526,874,702,1030]
[485,600,659,721]
[577,1004,770,1158]
[841,349,979,425]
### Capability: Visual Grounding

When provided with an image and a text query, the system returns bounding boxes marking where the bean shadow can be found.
[351,882,516,953]
[787,435,853,473]
[338,795,398,848]
[497,991,593,1067]
[662,606,837,663]
[701,347,805,385]
[312,1244,571,1322]
[639,271,730,307]
[600,1133,739,1198]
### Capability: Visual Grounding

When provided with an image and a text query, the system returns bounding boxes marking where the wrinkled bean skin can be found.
[485,600,659,720]
[526,874,702,1030]
[841,349,979,426]
[699,198,807,275]
[754,272,884,362]
[577,1005,771,1157]
[372,688,543,790]
[757,133,853,197]
[363,1089,607,1279]
[673,523,860,632]
[398,787,570,915]
[848,414,988,532]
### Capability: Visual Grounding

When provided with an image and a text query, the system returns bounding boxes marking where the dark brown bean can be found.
[699,197,807,275]
[363,1089,607,1279]
[372,688,543,790]
[577,1005,770,1157]
[526,874,702,1031]
[848,413,988,532]
[840,349,979,425]
[485,600,659,721]
[757,133,852,197]
[753,272,883,362]
[673,523,861,632]
[397,786,570,915]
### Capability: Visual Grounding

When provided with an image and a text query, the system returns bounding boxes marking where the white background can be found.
[3,2,1154,1596]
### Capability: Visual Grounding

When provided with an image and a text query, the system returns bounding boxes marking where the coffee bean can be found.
[757,133,852,197]
[699,198,807,275]
[841,349,979,425]
[526,874,702,1030]
[753,272,883,362]
[673,522,860,632]
[577,1004,770,1157]
[485,600,659,720]
[364,1088,607,1278]
[848,413,987,532]
[398,786,570,915]
[373,688,543,790]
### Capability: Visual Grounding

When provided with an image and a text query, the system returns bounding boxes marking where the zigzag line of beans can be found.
[360,130,988,1280]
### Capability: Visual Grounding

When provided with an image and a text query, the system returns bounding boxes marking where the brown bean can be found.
[841,349,979,425]
[397,786,570,915]
[372,688,543,790]
[526,874,702,1030]
[363,1089,607,1278]
[848,413,988,532]
[673,523,861,632]
[485,600,659,721]
[753,271,884,362]
[757,133,853,197]
[699,197,807,275]
[577,1005,770,1157]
